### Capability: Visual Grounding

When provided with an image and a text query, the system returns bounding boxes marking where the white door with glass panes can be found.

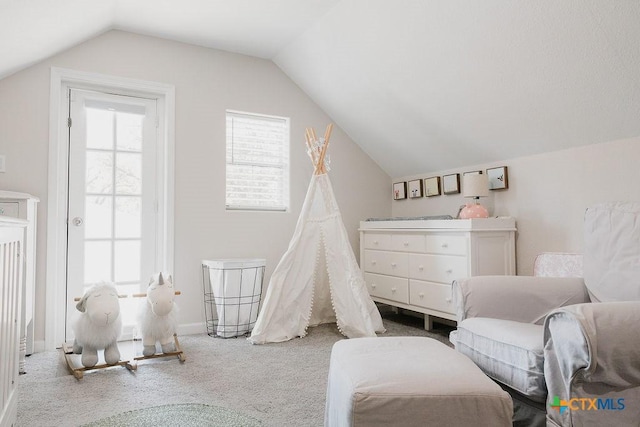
[66,89,159,341]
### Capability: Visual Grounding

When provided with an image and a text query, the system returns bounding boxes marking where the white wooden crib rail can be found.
[0,217,26,427]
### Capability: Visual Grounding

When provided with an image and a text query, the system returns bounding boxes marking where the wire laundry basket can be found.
[201,259,265,338]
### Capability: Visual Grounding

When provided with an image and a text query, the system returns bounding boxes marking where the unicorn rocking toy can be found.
[138,273,178,357]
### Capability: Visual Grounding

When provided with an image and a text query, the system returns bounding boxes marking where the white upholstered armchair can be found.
[450,202,640,426]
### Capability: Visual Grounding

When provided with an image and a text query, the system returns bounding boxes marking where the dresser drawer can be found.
[363,233,393,250]
[409,280,455,314]
[365,273,409,304]
[391,234,426,252]
[425,234,467,255]
[363,250,409,277]
[0,202,19,218]
[409,253,469,283]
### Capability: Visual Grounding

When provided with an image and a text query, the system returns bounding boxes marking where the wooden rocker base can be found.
[62,343,137,380]
[133,334,186,363]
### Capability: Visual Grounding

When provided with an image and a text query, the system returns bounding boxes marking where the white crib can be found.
[0,217,26,427]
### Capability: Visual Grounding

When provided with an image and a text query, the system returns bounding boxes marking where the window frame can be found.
[225,110,290,212]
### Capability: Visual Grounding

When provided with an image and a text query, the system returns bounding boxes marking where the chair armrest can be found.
[544,301,640,391]
[452,276,589,324]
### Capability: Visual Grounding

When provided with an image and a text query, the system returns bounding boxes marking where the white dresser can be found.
[0,191,39,373]
[359,217,516,329]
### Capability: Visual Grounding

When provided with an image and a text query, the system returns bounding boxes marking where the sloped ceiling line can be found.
[2,0,640,177]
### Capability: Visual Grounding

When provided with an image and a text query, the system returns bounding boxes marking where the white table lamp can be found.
[460,174,489,218]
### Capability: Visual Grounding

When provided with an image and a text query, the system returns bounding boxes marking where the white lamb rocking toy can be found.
[138,273,179,356]
[71,283,123,368]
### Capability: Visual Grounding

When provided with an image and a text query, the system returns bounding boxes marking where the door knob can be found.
[72,217,83,226]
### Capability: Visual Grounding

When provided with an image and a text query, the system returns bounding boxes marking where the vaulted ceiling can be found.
[3,0,639,177]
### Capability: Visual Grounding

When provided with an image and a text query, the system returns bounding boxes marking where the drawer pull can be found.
[371,284,377,289]
[446,269,453,274]
[442,243,449,248]
[391,287,397,293]
[445,297,452,303]
[418,265,424,271]
[419,292,425,298]
[374,240,379,245]
[371,260,377,265]
[391,262,397,268]
[403,241,409,246]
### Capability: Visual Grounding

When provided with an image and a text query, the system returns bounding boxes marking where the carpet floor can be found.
[16,309,453,427]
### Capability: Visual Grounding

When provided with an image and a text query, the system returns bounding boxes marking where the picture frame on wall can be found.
[393,181,407,200]
[408,179,423,198]
[442,173,460,194]
[487,166,509,190]
[424,176,441,197]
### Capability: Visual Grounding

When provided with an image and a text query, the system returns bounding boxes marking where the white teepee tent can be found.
[249,124,384,344]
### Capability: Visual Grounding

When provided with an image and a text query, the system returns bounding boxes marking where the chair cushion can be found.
[584,202,640,302]
[454,317,546,402]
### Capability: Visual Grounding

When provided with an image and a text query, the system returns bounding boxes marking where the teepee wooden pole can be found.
[323,123,333,144]
[305,124,333,175]
[315,124,333,175]
[305,129,317,167]
[305,128,313,146]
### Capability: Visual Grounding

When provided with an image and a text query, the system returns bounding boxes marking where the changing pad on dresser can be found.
[365,215,454,221]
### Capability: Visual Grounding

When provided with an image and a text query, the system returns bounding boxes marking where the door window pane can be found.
[116,152,142,195]
[84,241,112,283]
[116,112,143,152]
[117,284,143,327]
[115,197,141,238]
[86,108,114,149]
[86,151,114,194]
[85,196,113,239]
[114,240,141,282]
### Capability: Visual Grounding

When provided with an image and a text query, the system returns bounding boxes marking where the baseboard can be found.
[176,322,207,336]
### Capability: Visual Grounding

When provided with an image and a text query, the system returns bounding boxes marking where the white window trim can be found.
[46,67,175,350]
[225,110,290,212]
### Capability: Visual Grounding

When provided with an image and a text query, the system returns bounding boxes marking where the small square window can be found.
[226,111,290,211]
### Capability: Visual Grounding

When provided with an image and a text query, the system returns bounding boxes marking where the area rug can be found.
[82,403,262,426]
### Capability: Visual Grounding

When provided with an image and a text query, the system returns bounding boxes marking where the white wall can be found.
[0,30,391,346]
[392,136,640,275]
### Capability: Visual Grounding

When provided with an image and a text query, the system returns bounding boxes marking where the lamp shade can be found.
[463,173,489,198]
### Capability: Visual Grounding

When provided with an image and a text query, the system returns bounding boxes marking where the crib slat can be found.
[0,221,26,427]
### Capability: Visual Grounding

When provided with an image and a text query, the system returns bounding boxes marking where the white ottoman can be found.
[325,337,512,427]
